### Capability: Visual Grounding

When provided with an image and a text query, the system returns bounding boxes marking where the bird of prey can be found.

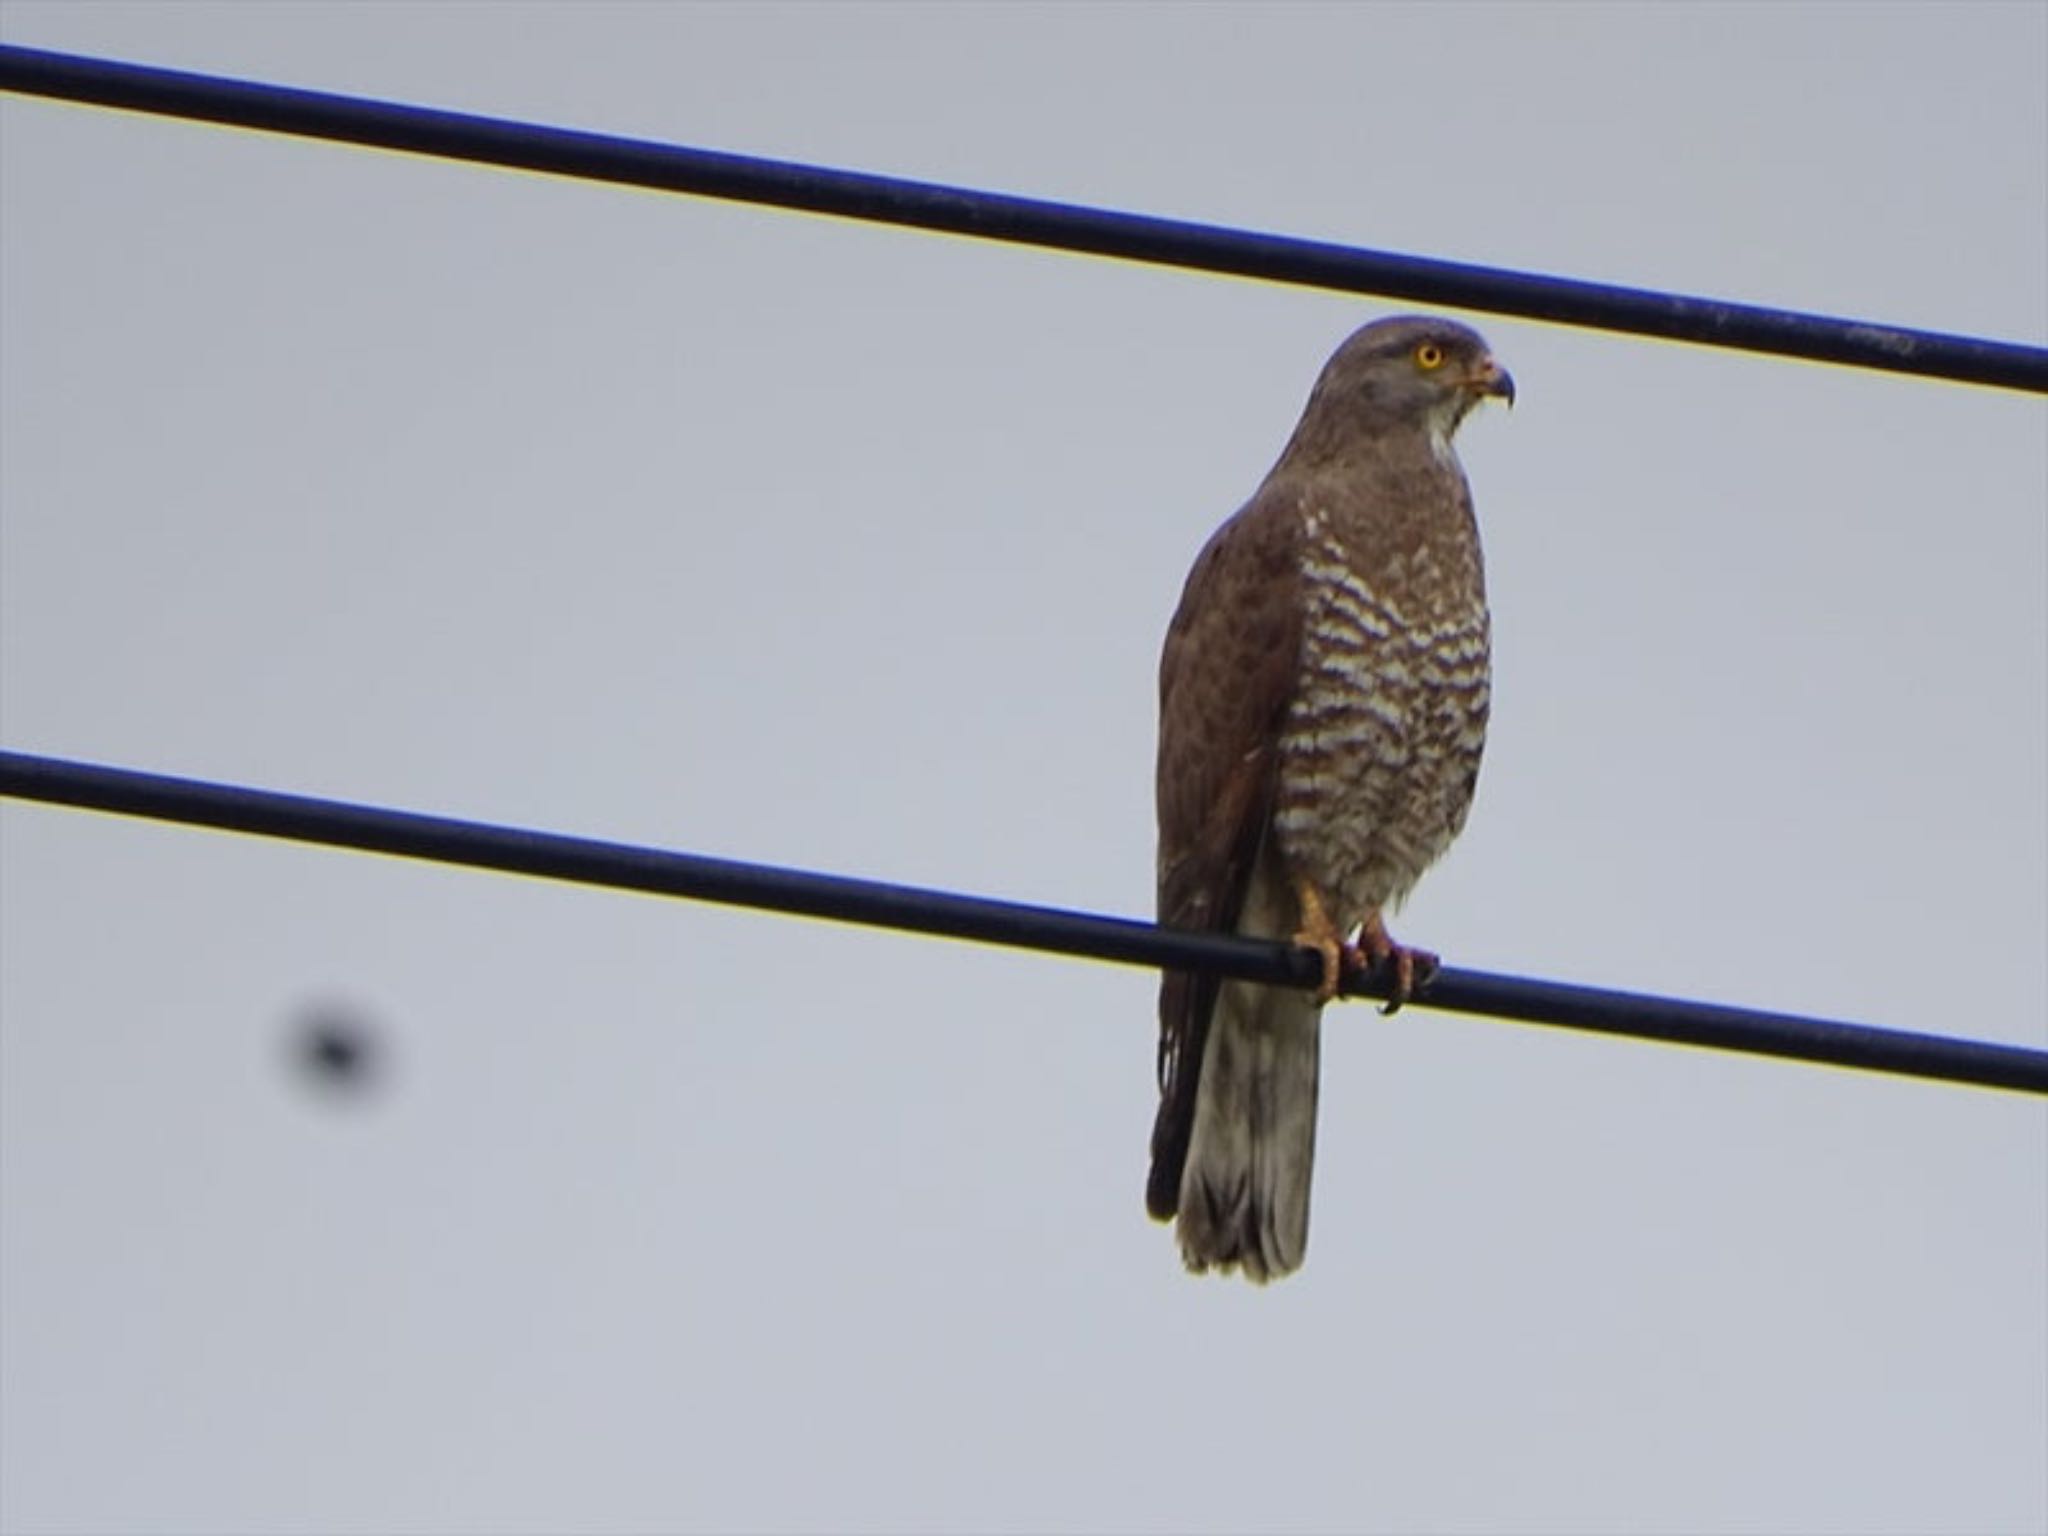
[1148,315,1513,1281]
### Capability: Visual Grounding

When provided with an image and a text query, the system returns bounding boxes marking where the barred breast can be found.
[1272,507,1491,929]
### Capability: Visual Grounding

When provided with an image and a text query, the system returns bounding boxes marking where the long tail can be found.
[1173,972,1321,1281]
[1158,853,1323,1283]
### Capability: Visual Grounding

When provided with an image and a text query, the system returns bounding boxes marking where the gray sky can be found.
[2,4,2044,1533]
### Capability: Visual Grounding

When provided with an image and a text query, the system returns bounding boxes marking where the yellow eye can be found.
[1415,341,1446,370]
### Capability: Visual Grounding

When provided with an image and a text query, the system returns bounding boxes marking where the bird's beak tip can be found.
[1466,358,1515,410]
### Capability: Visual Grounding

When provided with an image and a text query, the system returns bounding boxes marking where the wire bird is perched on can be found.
[1148,316,1514,1282]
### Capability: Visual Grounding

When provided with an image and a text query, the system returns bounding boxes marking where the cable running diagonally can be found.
[4,750,2044,1097]
[0,43,2043,391]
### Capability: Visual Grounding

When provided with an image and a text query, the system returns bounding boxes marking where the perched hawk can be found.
[1148,316,1513,1281]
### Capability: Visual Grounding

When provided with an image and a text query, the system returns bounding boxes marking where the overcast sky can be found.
[2,4,2044,1534]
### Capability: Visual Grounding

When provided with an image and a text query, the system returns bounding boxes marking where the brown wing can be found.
[1146,488,1304,1220]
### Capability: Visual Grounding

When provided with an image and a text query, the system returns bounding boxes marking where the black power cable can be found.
[5,750,2044,1097]
[1,43,2043,392]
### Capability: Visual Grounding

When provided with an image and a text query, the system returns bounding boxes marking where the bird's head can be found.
[1295,315,1514,460]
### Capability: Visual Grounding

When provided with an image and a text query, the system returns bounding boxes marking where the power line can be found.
[4,749,2044,1098]
[2,44,2043,394]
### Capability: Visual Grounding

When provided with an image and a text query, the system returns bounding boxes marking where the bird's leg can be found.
[1291,879,1359,1005]
[1359,910,1440,1017]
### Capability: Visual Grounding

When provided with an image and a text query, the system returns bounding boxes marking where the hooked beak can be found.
[1469,354,1515,408]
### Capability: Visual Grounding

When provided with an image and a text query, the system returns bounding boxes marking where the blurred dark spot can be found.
[289,1003,387,1101]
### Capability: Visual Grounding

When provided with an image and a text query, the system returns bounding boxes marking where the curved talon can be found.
[1382,947,1416,1017]
[1361,912,1439,1016]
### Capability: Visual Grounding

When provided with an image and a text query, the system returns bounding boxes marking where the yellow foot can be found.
[1360,911,1440,1016]
[1291,880,1359,1004]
